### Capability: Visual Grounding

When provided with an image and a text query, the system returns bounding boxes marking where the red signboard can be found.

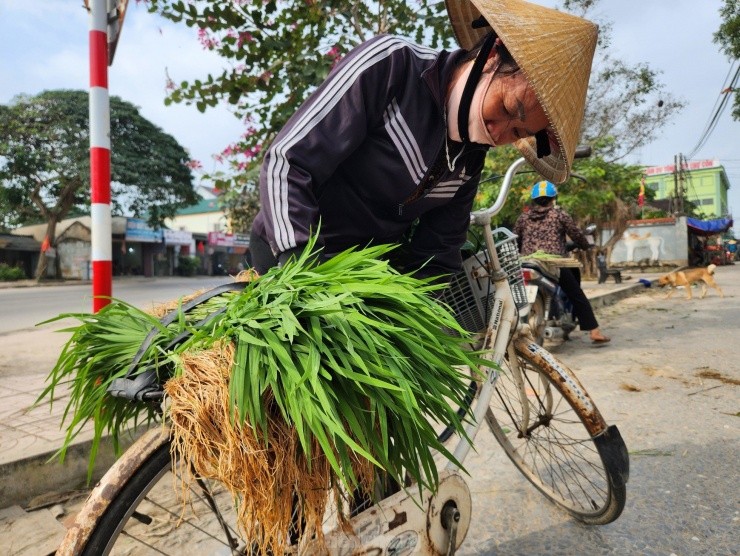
[644,159,720,176]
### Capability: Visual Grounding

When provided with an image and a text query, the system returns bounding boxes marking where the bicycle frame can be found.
[317,157,536,554]
[447,157,531,468]
[60,157,578,556]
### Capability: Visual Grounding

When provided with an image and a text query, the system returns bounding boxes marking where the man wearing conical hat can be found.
[250,0,598,281]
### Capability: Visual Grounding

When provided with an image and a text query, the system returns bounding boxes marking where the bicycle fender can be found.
[514,338,607,436]
[57,427,170,556]
[593,424,630,487]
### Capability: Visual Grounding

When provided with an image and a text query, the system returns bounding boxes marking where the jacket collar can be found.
[421,48,468,110]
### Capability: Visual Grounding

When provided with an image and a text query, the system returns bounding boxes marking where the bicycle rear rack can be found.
[108,282,250,402]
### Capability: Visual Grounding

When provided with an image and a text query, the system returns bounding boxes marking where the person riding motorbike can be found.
[514,181,611,344]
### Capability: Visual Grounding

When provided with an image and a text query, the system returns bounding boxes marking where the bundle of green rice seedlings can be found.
[40,237,496,552]
[37,287,244,478]
[157,241,496,551]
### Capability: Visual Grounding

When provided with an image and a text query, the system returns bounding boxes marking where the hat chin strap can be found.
[457,33,496,144]
[447,63,497,145]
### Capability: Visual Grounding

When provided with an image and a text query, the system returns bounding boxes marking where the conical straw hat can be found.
[445,0,598,183]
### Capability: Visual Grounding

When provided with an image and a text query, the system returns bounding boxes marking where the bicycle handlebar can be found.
[470,157,528,225]
[574,145,592,159]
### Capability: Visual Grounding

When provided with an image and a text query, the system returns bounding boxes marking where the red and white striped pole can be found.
[89,0,112,312]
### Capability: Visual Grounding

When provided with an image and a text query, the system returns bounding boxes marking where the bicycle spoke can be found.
[140,495,236,548]
[485,342,624,523]
[120,529,171,555]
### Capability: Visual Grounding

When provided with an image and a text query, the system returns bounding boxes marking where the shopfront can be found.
[207,232,251,275]
[164,229,194,276]
[121,218,163,277]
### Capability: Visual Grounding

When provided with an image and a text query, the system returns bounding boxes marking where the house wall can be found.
[643,160,730,219]
[58,240,91,279]
[165,211,228,234]
[604,217,688,267]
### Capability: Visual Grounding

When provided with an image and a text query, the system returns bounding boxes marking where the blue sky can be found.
[1,0,738,223]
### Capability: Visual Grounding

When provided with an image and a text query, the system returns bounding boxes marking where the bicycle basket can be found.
[440,228,528,333]
[493,227,528,310]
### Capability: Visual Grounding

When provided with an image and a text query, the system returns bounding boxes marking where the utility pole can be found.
[673,154,679,215]
[86,0,127,312]
[673,153,686,216]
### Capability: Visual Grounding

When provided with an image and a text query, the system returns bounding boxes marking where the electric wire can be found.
[686,61,739,160]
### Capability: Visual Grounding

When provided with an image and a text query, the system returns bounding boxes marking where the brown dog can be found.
[657,264,724,299]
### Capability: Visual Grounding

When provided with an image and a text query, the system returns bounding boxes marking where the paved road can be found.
[458,263,739,555]
[0,276,234,334]
[1,267,737,555]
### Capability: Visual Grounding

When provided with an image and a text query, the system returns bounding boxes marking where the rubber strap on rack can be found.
[124,281,250,378]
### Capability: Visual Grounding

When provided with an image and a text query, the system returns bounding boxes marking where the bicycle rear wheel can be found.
[61,428,355,555]
[486,338,628,525]
[68,433,249,555]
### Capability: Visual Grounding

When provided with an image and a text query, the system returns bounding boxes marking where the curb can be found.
[588,280,655,310]
[0,280,92,290]
[0,434,143,509]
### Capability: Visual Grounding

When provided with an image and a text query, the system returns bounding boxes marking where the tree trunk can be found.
[602,198,634,264]
[34,219,59,281]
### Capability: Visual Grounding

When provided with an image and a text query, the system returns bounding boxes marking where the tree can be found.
[714,0,740,120]
[145,0,683,228]
[143,0,455,231]
[472,144,644,277]
[0,90,197,279]
[562,0,685,163]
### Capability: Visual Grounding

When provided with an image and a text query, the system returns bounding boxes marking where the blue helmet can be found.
[531,180,558,199]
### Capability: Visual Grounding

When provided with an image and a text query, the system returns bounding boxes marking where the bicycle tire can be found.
[527,291,547,346]
[76,438,251,555]
[68,429,367,555]
[486,338,628,525]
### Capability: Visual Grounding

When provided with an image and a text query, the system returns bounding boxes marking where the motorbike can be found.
[520,224,597,346]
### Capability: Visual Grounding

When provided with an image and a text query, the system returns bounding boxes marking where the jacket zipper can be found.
[398,139,448,216]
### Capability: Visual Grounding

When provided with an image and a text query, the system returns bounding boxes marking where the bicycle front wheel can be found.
[486,338,628,525]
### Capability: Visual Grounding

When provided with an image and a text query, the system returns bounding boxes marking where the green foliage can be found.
[715,0,740,59]
[145,0,686,229]
[37,299,172,479]
[473,145,540,228]
[714,0,740,120]
[641,208,669,219]
[471,143,644,253]
[0,90,198,229]
[143,0,455,224]
[176,255,201,276]
[0,263,26,281]
[38,238,495,492]
[146,0,452,145]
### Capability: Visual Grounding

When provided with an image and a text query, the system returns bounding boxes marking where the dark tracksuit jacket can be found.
[251,34,489,279]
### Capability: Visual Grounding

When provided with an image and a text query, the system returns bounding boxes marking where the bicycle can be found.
[58,155,629,555]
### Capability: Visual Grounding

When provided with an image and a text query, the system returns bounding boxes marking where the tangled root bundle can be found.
[165,342,374,554]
